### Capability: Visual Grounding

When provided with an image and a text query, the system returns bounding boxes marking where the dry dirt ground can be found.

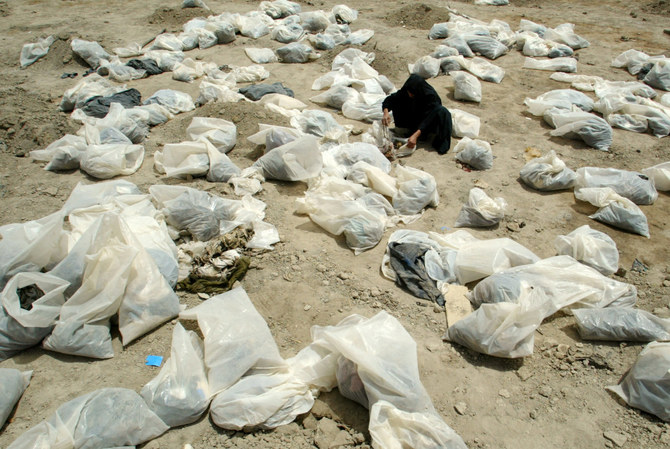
[1,0,670,448]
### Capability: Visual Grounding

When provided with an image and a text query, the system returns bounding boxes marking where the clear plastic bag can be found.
[452,71,482,103]
[0,272,69,360]
[450,108,480,138]
[155,141,209,179]
[454,187,506,228]
[429,23,449,40]
[643,60,670,91]
[0,369,32,428]
[453,136,493,170]
[252,135,323,181]
[519,150,576,191]
[607,342,670,421]
[573,308,670,342]
[575,167,658,205]
[187,117,237,153]
[543,23,590,49]
[71,38,110,69]
[310,85,361,110]
[524,56,577,72]
[6,388,169,449]
[79,144,144,179]
[20,35,55,67]
[31,134,88,171]
[464,34,508,60]
[299,10,332,33]
[276,43,319,63]
[143,89,195,114]
[244,47,278,64]
[524,89,594,116]
[460,56,505,83]
[271,23,304,43]
[642,161,670,191]
[409,56,441,79]
[392,165,439,216]
[260,0,301,18]
[549,114,613,151]
[141,323,210,427]
[554,225,618,275]
[151,33,185,51]
[179,287,285,395]
[575,187,650,238]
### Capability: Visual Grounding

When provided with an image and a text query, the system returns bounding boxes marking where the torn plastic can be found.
[20,35,55,68]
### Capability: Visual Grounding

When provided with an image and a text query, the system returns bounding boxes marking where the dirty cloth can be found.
[388,242,445,306]
[382,75,452,154]
[238,82,295,101]
[81,88,142,118]
[178,257,250,294]
[126,58,163,76]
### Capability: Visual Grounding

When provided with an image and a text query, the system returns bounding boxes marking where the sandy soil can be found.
[1,0,670,448]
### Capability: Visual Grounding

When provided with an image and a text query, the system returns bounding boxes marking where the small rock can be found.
[555,344,570,358]
[315,418,341,449]
[530,409,538,419]
[197,292,210,300]
[316,264,327,273]
[433,305,444,313]
[506,222,520,232]
[351,432,365,444]
[44,186,58,196]
[539,385,552,398]
[322,280,330,286]
[372,301,382,308]
[603,431,628,447]
[338,272,350,280]
[663,280,670,288]
[302,413,318,430]
[498,389,511,399]
[516,366,533,381]
[370,287,381,297]
[304,304,312,311]
[351,128,363,136]
[454,402,468,415]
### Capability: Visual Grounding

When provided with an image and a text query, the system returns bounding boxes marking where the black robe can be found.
[382,74,452,154]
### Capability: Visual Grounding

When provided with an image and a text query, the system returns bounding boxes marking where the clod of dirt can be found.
[383,3,452,30]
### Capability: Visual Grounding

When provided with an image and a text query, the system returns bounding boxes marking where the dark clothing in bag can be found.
[382,75,452,154]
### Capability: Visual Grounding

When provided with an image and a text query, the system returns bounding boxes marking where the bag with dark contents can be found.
[575,187,650,238]
[643,60,670,91]
[276,43,319,63]
[271,23,304,43]
[0,272,69,361]
[463,34,508,60]
[0,369,32,428]
[549,116,613,151]
[575,167,658,205]
[71,38,110,69]
[336,357,369,409]
[444,36,474,58]
[388,242,445,306]
[440,56,464,74]
[239,82,295,101]
[452,71,481,103]
[80,88,142,119]
[454,188,506,228]
[470,272,524,308]
[253,136,322,181]
[548,43,574,58]
[607,342,670,421]
[126,59,163,76]
[519,150,576,191]
[573,308,670,342]
[428,23,449,40]
[453,137,493,170]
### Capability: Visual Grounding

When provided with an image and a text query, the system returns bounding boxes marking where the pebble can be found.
[603,431,628,447]
[338,272,350,280]
[197,292,210,300]
[370,287,381,297]
[304,304,312,311]
[539,386,552,398]
[316,264,327,272]
[663,280,670,288]
[498,389,511,399]
[322,280,330,286]
[454,402,468,415]
[516,366,533,381]
[530,409,538,419]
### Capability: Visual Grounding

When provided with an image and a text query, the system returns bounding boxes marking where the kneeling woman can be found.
[381,74,452,154]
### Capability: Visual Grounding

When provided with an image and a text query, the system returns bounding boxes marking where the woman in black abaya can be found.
[381,74,452,154]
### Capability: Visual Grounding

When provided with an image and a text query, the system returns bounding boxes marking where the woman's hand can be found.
[407,130,421,149]
[382,108,391,126]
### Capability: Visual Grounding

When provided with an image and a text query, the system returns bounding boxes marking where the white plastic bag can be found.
[575,187,650,238]
[392,165,439,216]
[574,308,670,342]
[0,272,69,360]
[244,47,278,64]
[31,134,88,171]
[549,113,613,151]
[253,135,323,181]
[179,287,285,395]
[460,56,505,83]
[20,35,55,67]
[141,323,210,427]
[607,342,670,421]
[454,187,506,228]
[277,43,319,63]
[151,33,184,51]
[519,150,576,191]
[450,109,480,138]
[452,71,482,103]
[187,117,237,153]
[642,161,670,191]
[0,369,32,428]
[409,56,441,79]
[453,136,493,170]
[6,388,169,449]
[524,57,577,72]
[79,144,144,179]
[71,38,110,68]
[575,167,658,205]
[643,60,670,91]
[554,225,618,275]
[525,89,594,116]
[143,89,195,114]
[155,141,209,178]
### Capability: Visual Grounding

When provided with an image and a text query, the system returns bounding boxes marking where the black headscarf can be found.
[382,75,443,132]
